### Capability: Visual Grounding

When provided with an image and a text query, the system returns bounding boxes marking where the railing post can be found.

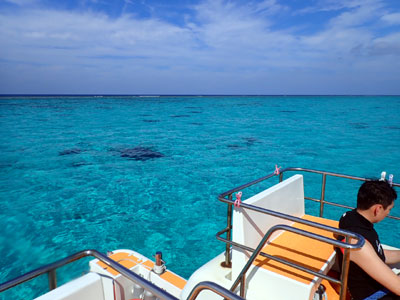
[279,173,283,182]
[320,174,327,217]
[339,237,351,300]
[221,194,233,268]
[240,274,246,298]
[48,270,57,291]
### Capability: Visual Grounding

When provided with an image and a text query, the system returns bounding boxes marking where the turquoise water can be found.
[0,95,400,298]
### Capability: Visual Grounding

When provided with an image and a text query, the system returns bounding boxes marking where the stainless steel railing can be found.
[0,249,244,300]
[187,281,244,300]
[0,249,178,300]
[217,167,399,300]
[216,199,364,300]
[227,223,363,299]
[277,167,400,220]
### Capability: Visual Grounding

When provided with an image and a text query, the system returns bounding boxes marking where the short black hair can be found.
[357,180,397,210]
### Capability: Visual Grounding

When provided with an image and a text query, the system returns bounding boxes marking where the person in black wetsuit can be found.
[338,179,400,300]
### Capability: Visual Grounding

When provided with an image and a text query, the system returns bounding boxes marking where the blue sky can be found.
[0,0,399,95]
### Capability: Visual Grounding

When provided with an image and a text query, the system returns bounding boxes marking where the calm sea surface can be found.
[1,95,400,298]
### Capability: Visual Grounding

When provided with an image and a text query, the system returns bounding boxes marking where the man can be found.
[338,179,400,300]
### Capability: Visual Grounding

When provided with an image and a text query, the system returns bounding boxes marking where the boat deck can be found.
[96,250,187,290]
[254,214,337,284]
[253,214,342,299]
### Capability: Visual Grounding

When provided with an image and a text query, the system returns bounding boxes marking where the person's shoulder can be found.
[339,209,376,244]
[339,209,371,234]
[339,209,358,226]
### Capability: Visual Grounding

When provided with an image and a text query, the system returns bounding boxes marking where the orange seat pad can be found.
[254,214,339,285]
[160,270,187,289]
[97,251,153,276]
[97,251,186,289]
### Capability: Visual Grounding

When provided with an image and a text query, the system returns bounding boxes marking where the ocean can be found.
[0,95,399,298]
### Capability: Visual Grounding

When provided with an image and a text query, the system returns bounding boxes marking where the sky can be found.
[0,0,399,95]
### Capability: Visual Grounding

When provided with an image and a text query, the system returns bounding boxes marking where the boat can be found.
[1,167,399,300]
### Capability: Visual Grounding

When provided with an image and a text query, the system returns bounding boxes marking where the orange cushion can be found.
[254,215,338,284]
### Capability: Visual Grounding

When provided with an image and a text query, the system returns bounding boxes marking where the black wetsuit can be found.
[338,209,399,300]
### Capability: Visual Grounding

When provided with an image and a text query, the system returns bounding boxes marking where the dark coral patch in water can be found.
[237,102,261,107]
[296,150,318,158]
[349,122,369,129]
[242,137,259,146]
[0,163,13,168]
[120,147,164,161]
[384,126,400,130]
[143,119,160,123]
[170,115,190,118]
[71,162,90,167]
[59,148,82,156]
[227,144,241,149]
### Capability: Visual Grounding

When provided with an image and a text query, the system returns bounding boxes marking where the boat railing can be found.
[277,168,400,220]
[0,249,244,300]
[216,201,364,299]
[217,167,399,300]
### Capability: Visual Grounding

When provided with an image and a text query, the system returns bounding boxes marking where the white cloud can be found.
[253,0,288,15]
[299,0,396,58]
[381,13,400,25]
[297,0,382,14]
[3,0,38,5]
[328,1,384,28]
[0,0,399,94]
[0,9,193,59]
[369,32,400,56]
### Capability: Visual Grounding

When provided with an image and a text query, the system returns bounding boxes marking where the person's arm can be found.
[350,240,400,295]
[384,249,400,265]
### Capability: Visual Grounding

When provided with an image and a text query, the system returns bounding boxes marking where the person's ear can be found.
[373,204,384,216]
